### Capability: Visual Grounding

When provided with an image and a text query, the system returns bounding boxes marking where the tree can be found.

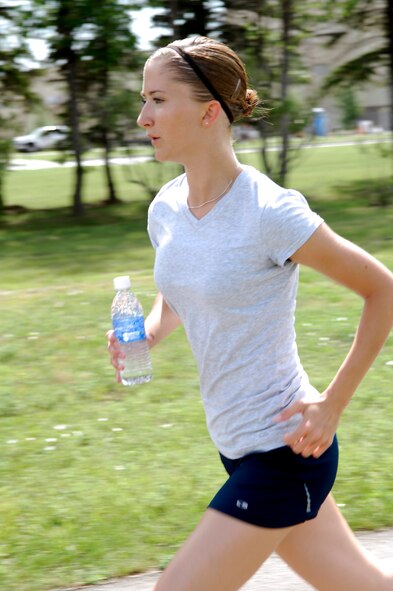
[0,1,37,212]
[388,0,393,135]
[146,0,221,45]
[221,0,315,185]
[338,86,361,129]
[145,0,314,185]
[28,0,98,216]
[323,0,393,135]
[76,1,138,204]
[321,0,392,205]
[28,0,140,215]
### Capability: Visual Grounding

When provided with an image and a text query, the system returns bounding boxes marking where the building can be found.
[302,22,391,132]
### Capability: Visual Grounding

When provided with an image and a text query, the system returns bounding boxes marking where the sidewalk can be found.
[56,529,392,591]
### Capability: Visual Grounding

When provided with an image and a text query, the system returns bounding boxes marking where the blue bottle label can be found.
[113,316,146,343]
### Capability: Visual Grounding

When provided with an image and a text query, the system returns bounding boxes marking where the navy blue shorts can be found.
[208,435,339,529]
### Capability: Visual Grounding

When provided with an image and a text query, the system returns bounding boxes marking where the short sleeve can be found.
[147,201,158,250]
[262,189,324,266]
[146,173,186,251]
[147,222,158,250]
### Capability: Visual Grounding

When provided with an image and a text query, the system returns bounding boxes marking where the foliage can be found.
[146,0,221,45]
[27,0,94,215]
[322,0,393,176]
[27,0,140,214]
[1,0,391,216]
[322,1,393,129]
[337,86,362,129]
[323,49,386,90]
[0,1,38,210]
[0,138,12,212]
[143,0,322,185]
[222,0,320,184]
[76,0,139,203]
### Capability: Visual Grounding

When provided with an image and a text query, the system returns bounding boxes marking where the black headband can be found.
[167,44,234,124]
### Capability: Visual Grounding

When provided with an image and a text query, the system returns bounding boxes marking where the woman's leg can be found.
[153,507,293,591]
[276,493,393,591]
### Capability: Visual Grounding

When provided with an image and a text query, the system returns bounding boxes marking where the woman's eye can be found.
[140,97,163,105]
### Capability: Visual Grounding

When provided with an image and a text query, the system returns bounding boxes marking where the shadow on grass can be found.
[305,179,393,254]
[0,199,154,278]
[0,198,150,231]
[1,178,392,278]
[334,178,393,208]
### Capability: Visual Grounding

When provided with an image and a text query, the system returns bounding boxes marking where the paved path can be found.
[9,155,151,171]
[55,529,392,591]
[10,137,393,172]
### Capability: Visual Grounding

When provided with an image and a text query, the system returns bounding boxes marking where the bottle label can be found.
[113,316,146,343]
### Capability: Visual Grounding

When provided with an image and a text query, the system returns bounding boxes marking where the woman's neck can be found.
[185,151,242,211]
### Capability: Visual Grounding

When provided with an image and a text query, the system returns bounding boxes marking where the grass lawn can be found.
[0,139,392,591]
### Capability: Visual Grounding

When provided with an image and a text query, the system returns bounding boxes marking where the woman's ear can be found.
[201,100,222,126]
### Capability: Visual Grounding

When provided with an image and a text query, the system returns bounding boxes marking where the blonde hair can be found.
[148,36,260,123]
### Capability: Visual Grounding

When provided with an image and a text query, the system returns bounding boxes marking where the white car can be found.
[13,125,70,152]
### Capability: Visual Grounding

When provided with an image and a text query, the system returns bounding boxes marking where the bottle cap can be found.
[113,275,131,290]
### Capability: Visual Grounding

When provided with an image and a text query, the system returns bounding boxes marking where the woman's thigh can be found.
[276,494,393,591]
[153,507,292,591]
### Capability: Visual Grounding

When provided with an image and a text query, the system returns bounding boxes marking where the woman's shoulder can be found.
[147,172,187,221]
[153,172,186,203]
[240,165,293,207]
[241,165,283,194]
[241,165,310,210]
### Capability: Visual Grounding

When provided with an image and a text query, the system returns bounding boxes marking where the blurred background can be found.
[1,0,392,214]
[0,1,392,590]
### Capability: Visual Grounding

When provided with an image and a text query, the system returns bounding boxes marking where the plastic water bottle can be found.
[111,276,152,386]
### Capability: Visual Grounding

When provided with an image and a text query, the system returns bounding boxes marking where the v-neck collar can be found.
[179,168,246,228]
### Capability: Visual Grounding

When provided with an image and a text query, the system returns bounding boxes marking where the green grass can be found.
[6,134,392,210]
[4,159,182,210]
[0,140,392,591]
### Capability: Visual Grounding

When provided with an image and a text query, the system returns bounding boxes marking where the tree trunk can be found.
[103,127,118,204]
[278,0,293,186]
[66,54,84,217]
[256,0,274,177]
[100,68,118,204]
[170,0,181,39]
[0,160,5,212]
[386,0,393,140]
[0,140,12,213]
[0,172,5,213]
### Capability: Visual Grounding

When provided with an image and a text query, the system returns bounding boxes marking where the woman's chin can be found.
[155,151,179,165]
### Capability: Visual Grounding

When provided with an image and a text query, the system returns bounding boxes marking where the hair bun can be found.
[242,89,259,118]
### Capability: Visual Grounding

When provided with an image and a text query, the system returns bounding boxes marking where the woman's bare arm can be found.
[278,223,393,457]
[145,291,182,348]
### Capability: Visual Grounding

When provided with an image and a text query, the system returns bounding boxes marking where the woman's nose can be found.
[137,104,152,128]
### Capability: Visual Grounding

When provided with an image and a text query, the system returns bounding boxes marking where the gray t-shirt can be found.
[148,165,324,459]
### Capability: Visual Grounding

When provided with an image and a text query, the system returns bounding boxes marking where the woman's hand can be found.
[284,223,393,458]
[106,329,124,383]
[106,329,155,383]
[276,394,342,458]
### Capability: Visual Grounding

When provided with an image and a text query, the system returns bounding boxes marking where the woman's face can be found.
[137,57,207,164]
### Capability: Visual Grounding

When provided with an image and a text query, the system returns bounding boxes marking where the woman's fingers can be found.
[106,329,124,382]
[276,399,305,424]
[277,398,338,458]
